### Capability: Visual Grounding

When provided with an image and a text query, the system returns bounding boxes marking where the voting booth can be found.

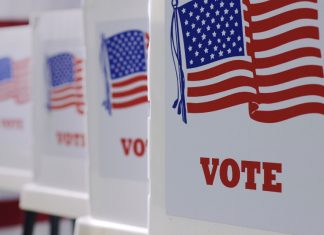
[0,26,33,192]
[20,9,89,218]
[149,0,324,235]
[75,0,149,234]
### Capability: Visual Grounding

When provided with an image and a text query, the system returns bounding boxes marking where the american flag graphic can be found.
[170,0,324,123]
[100,30,148,115]
[47,53,85,115]
[0,57,30,104]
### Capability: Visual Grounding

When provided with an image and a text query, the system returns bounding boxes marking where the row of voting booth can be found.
[0,0,324,235]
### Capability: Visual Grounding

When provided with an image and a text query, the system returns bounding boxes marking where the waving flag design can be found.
[47,53,85,115]
[100,30,148,115]
[170,0,324,123]
[0,57,30,104]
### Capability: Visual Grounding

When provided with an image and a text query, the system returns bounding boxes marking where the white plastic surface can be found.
[20,9,89,218]
[21,183,88,218]
[0,168,31,192]
[0,0,82,20]
[76,0,149,234]
[0,26,33,193]
[75,217,147,235]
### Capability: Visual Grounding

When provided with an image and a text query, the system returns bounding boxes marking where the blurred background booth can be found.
[20,8,89,220]
[75,0,149,234]
[0,26,33,194]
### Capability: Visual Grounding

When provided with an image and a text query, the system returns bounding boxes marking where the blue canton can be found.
[105,30,147,80]
[47,53,74,87]
[0,57,12,82]
[179,0,245,68]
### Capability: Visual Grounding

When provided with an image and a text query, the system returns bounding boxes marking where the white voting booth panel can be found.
[76,0,149,234]
[0,26,33,192]
[149,0,324,235]
[0,0,82,20]
[20,9,89,218]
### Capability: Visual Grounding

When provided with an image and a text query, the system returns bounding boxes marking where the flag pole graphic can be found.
[100,34,112,115]
[171,0,187,124]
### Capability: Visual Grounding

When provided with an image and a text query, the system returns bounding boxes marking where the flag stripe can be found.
[248,0,317,16]
[188,76,256,97]
[256,85,324,103]
[52,84,83,94]
[112,75,147,88]
[254,47,321,69]
[112,85,148,98]
[51,94,84,102]
[188,60,251,81]
[187,92,255,113]
[51,102,85,115]
[112,96,148,109]
[257,65,323,86]
[51,102,85,109]
[251,103,324,123]
[250,8,317,33]
[252,26,319,52]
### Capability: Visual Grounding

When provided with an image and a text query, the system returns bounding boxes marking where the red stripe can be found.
[188,76,256,97]
[249,0,317,16]
[13,60,30,68]
[256,85,324,104]
[112,85,147,98]
[52,84,82,94]
[51,94,83,102]
[187,92,255,113]
[253,26,319,52]
[251,103,324,123]
[112,96,148,109]
[50,102,85,110]
[188,60,251,81]
[74,77,83,82]
[251,8,318,33]
[74,67,82,73]
[254,48,322,69]
[74,59,83,65]
[112,75,147,88]
[257,65,324,87]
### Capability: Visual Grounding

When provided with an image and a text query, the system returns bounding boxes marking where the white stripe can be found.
[51,96,84,106]
[259,77,324,93]
[254,38,321,58]
[52,80,83,92]
[112,90,147,104]
[111,79,147,93]
[249,0,270,4]
[258,95,324,111]
[188,70,253,87]
[52,87,83,99]
[251,1,317,20]
[110,72,146,83]
[253,19,318,40]
[256,57,323,75]
[242,4,248,11]
[187,86,256,103]
[187,56,252,73]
